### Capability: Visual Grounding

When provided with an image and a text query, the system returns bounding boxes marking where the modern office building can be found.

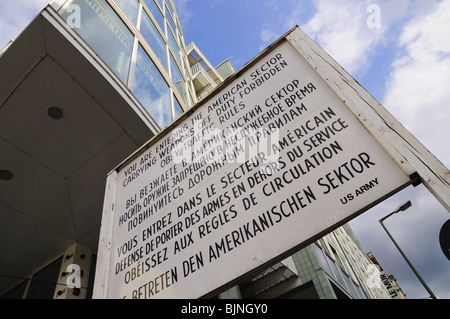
[186,41,236,102]
[0,0,399,299]
[368,252,407,299]
[218,225,397,299]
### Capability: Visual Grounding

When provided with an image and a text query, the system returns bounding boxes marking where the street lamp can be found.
[379,200,437,299]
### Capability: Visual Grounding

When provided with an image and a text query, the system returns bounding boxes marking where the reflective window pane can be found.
[170,54,184,98]
[166,6,177,34]
[133,45,171,128]
[166,0,175,18]
[327,255,346,289]
[143,0,165,32]
[312,243,333,276]
[356,284,366,299]
[167,27,180,62]
[26,257,62,299]
[345,275,360,299]
[174,97,183,120]
[61,0,133,83]
[140,10,168,71]
[183,57,190,78]
[115,0,139,25]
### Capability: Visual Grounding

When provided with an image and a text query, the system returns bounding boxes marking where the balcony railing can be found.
[191,62,217,88]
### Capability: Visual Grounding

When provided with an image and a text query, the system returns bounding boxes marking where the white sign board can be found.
[106,40,411,299]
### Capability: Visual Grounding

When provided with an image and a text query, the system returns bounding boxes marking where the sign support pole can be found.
[379,217,437,299]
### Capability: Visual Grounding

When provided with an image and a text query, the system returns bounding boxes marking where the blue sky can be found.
[1,0,449,299]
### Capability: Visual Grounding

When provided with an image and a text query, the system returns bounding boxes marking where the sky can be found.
[1,0,449,299]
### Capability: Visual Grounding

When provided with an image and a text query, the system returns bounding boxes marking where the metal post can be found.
[379,201,437,299]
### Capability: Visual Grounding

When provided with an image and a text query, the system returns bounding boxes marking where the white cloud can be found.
[173,0,193,27]
[350,0,450,299]
[258,0,410,76]
[383,0,450,166]
[260,29,280,44]
[299,0,388,76]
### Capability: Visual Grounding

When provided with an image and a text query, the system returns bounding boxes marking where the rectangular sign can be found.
[106,39,411,299]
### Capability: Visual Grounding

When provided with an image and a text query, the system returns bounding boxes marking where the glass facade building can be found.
[60,0,194,129]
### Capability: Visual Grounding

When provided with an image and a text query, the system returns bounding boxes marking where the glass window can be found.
[174,97,183,120]
[167,26,180,62]
[115,0,139,25]
[26,256,62,299]
[61,0,134,83]
[177,16,185,39]
[329,258,346,289]
[143,0,165,32]
[133,45,171,128]
[183,60,189,78]
[166,5,177,34]
[178,32,184,51]
[346,277,361,299]
[312,243,333,276]
[170,54,184,96]
[140,10,168,71]
[355,283,366,299]
[327,244,348,290]
[166,0,175,18]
